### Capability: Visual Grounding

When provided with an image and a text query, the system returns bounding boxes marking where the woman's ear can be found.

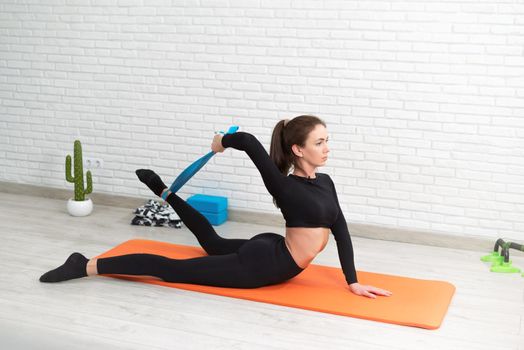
[291,144,303,157]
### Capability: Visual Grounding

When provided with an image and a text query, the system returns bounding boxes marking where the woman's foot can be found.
[39,252,89,283]
[135,169,168,197]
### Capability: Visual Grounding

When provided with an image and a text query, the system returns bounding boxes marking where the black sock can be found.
[135,169,167,197]
[39,252,88,283]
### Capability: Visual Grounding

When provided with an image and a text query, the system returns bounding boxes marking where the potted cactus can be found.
[65,140,93,216]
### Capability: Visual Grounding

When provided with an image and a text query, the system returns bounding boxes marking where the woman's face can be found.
[293,124,330,167]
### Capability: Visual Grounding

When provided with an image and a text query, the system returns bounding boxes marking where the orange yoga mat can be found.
[96,239,455,330]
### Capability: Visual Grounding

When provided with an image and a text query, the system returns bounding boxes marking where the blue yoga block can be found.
[187,194,228,213]
[187,194,228,225]
[201,210,228,226]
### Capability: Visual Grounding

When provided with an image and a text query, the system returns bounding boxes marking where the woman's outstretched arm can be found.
[330,206,359,285]
[328,176,392,298]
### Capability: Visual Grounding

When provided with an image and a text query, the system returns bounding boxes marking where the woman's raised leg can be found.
[135,169,248,255]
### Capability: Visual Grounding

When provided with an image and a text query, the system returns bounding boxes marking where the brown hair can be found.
[269,115,326,206]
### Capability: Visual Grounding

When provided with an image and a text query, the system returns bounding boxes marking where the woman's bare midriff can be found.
[285,227,330,269]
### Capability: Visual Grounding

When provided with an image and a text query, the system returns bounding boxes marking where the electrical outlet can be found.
[85,157,104,169]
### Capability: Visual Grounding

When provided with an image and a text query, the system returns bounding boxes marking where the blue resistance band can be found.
[161,190,170,201]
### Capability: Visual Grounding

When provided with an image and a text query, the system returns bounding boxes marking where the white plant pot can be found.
[67,198,93,217]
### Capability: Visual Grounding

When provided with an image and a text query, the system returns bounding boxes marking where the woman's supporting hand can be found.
[211,134,225,153]
[349,282,393,299]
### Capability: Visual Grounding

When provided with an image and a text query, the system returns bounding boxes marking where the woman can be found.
[40,115,391,299]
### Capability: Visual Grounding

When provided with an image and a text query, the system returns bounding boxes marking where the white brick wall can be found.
[1,0,523,241]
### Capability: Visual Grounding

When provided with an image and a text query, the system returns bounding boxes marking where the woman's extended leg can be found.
[135,169,247,255]
[95,253,263,288]
[41,234,303,288]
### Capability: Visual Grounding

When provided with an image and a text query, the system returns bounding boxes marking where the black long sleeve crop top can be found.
[222,131,358,285]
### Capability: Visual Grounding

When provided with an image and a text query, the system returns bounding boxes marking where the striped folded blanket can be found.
[131,199,182,228]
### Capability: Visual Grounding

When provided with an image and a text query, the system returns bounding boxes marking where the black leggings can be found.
[97,193,304,288]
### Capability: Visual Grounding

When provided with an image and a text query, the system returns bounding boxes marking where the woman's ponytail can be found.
[270,119,292,176]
